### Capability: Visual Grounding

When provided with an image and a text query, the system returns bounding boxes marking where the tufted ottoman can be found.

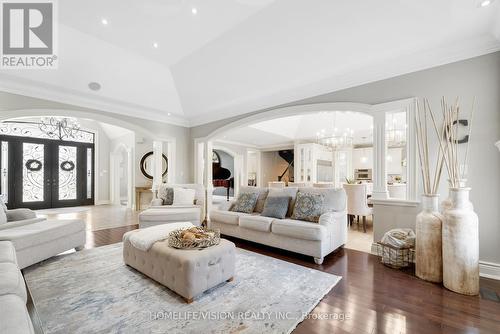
[123,236,235,303]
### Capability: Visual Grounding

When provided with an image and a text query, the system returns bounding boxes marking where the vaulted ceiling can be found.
[1,0,499,127]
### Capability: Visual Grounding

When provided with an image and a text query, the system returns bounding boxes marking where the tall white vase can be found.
[416,195,443,283]
[442,188,479,295]
[440,179,472,213]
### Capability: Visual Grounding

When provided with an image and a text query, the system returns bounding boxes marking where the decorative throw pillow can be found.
[268,187,298,217]
[261,196,291,219]
[239,186,268,213]
[292,192,325,223]
[158,185,174,205]
[172,188,196,206]
[230,192,259,213]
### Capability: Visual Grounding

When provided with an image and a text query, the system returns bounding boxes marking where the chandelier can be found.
[39,117,81,141]
[316,113,354,150]
[317,129,354,150]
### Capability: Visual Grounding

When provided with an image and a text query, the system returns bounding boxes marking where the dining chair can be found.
[287,182,308,188]
[342,184,373,232]
[313,182,335,188]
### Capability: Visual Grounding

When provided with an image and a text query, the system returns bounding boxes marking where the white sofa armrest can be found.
[0,217,46,231]
[318,211,346,226]
[6,209,36,222]
[318,210,348,253]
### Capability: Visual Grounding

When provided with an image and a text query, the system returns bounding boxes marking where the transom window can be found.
[0,121,94,143]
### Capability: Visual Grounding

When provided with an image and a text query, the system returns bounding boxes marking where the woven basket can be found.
[375,242,414,269]
[168,227,220,249]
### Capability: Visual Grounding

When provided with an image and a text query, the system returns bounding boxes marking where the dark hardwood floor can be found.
[27,210,500,334]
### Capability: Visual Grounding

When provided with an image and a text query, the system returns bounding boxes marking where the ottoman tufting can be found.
[123,235,235,303]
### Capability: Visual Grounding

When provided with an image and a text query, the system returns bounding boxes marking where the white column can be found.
[110,152,119,205]
[256,150,262,187]
[406,100,418,201]
[127,148,134,209]
[234,154,242,197]
[194,141,205,185]
[152,141,163,191]
[372,112,388,199]
[204,141,213,220]
[332,150,338,188]
[166,140,176,184]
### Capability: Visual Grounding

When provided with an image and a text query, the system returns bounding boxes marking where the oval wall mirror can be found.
[140,151,168,180]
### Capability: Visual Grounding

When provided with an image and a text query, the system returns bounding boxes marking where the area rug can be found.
[24,243,341,334]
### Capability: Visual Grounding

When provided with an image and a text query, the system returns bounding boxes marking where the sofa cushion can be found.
[269,187,298,217]
[138,208,201,222]
[299,187,346,213]
[0,294,34,334]
[292,192,324,223]
[239,186,269,213]
[231,192,259,213]
[0,241,17,264]
[158,185,174,205]
[210,210,251,225]
[0,219,85,251]
[239,215,274,232]
[173,187,196,206]
[261,196,290,219]
[271,219,326,241]
[0,262,27,302]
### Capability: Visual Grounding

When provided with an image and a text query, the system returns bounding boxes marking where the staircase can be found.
[278,150,294,182]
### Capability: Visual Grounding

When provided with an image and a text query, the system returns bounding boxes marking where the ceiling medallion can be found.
[25,159,43,172]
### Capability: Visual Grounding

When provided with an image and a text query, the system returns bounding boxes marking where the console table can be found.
[135,186,153,211]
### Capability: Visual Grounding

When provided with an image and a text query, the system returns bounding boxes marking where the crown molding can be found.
[0,74,190,127]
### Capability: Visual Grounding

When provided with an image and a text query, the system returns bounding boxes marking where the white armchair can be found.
[139,183,206,228]
[343,184,373,232]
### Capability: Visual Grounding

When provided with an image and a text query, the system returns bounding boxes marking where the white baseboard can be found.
[479,261,500,280]
[95,200,110,205]
[370,243,500,281]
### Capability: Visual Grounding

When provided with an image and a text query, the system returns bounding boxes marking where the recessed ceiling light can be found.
[167,112,171,116]
[480,0,491,6]
[152,42,159,49]
[191,7,198,15]
[101,18,108,25]
[88,82,102,91]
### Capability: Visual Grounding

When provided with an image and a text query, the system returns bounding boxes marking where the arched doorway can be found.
[110,143,133,209]
[194,99,418,222]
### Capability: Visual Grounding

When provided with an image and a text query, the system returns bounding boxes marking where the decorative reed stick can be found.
[427,97,475,189]
[415,98,446,195]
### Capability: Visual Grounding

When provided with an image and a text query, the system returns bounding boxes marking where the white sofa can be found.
[0,208,86,269]
[139,183,205,228]
[0,241,35,334]
[209,186,347,264]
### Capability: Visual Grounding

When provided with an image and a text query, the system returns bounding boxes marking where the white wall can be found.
[260,151,289,185]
